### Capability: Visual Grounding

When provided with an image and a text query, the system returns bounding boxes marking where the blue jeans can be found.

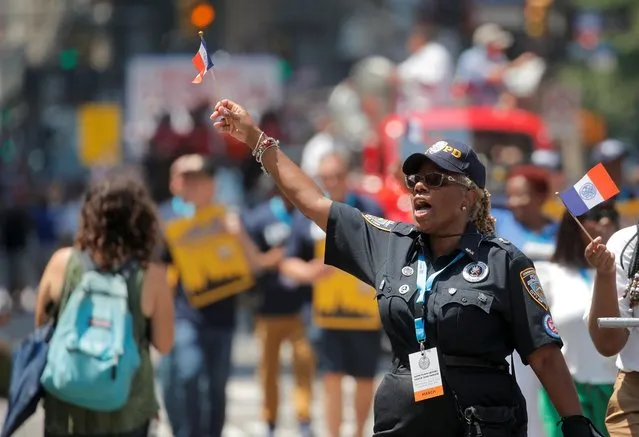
[158,319,234,437]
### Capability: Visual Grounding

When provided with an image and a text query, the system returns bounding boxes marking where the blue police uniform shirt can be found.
[285,192,384,333]
[493,208,558,261]
[243,197,306,315]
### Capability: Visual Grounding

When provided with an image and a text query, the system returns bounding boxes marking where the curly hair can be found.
[75,172,159,270]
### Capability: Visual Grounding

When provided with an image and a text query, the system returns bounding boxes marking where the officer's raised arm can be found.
[211,100,331,230]
[212,99,390,286]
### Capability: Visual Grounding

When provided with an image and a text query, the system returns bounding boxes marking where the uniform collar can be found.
[414,221,483,262]
[456,222,483,261]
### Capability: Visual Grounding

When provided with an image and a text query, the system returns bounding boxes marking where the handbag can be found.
[1,319,55,437]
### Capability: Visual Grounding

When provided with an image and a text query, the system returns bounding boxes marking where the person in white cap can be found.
[397,21,454,112]
[453,23,531,107]
[592,139,636,201]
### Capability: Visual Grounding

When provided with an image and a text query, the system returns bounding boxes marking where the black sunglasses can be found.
[405,172,468,190]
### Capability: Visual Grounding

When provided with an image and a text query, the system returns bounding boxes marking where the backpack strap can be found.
[78,250,97,272]
[117,259,139,282]
[51,249,85,321]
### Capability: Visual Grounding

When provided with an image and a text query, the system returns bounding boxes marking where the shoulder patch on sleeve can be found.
[543,314,561,339]
[520,267,548,310]
[362,214,396,232]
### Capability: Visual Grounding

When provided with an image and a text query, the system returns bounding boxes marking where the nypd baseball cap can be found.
[402,139,487,189]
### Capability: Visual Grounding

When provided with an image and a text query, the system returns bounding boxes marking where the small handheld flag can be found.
[559,163,620,217]
[192,31,214,84]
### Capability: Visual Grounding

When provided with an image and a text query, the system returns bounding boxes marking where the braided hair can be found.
[461,176,496,235]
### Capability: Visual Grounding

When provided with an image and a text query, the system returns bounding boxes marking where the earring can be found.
[461,205,467,211]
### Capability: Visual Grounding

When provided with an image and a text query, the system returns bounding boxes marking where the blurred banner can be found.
[124,54,284,160]
[77,103,122,167]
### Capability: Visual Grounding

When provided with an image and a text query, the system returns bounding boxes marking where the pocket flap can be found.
[442,289,494,313]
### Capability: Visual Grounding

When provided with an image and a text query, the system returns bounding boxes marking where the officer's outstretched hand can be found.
[561,415,605,437]
[584,236,616,275]
[211,99,257,146]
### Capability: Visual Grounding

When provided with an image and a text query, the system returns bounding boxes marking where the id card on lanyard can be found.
[409,249,464,402]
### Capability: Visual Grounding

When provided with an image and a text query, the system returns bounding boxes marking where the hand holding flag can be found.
[557,163,620,241]
[192,31,214,84]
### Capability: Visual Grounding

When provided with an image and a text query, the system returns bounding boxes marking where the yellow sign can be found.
[164,204,254,308]
[78,103,122,167]
[313,237,380,330]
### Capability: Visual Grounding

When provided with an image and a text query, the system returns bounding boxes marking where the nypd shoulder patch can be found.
[362,214,396,232]
[520,267,548,310]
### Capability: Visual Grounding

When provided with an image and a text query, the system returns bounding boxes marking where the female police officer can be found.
[210,99,603,437]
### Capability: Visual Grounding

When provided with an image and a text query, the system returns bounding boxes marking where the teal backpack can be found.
[40,252,141,412]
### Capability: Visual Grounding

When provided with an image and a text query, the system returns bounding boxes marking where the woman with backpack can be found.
[33,172,175,437]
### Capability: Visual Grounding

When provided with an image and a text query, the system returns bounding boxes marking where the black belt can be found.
[393,355,509,373]
[443,355,509,372]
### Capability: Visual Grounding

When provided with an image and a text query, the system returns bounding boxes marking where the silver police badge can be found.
[462,262,489,283]
[418,355,431,370]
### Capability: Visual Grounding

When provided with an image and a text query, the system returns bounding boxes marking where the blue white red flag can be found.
[559,163,619,216]
[192,34,214,84]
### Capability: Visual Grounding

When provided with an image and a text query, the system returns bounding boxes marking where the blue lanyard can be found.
[414,250,465,346]
[269,196,292,226]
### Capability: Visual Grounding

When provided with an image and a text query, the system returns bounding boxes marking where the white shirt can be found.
[536,262,617,384]
[300,131,344,178]
[398,42,453,111]
[592,225,639,372]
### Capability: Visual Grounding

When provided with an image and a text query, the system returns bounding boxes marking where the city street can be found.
[1,312,379,437]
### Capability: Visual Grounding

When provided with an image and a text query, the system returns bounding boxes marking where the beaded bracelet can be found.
[253,134,280,175]
[254,136,276,162]
[251,131,265,157]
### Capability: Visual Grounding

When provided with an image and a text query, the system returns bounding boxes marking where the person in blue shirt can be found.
[243,187,314,437]
[495,165,559,261]
[281,151,384,437]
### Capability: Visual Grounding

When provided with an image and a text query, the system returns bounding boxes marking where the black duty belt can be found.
[392,355,510,373]
[442,355,509,372]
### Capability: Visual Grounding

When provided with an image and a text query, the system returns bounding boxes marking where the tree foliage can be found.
[558,0,639,142]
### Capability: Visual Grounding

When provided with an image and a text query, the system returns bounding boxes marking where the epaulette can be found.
[483,235,522,257]
[392,222,416,236]
[361,214,415,235]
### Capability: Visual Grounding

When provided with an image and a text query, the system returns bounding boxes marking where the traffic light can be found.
[191,3,215,28]
[178,0,216,34]
[59,48,79,70]
[524,0,552,38]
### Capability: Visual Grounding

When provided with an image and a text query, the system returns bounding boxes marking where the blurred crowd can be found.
[1,15,639,437]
